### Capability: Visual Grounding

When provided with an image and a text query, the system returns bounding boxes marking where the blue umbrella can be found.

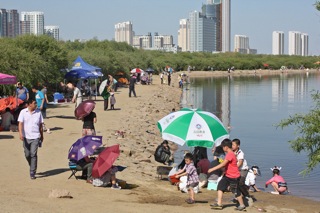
[68,135,103,161]
[145,68,154,73]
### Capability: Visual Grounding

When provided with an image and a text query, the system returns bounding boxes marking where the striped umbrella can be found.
[157,108,229,148]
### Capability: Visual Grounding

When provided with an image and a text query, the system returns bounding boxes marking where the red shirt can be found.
[225,151,240,179]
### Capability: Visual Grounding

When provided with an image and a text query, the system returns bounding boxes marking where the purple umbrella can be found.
[68,135,102,161]
[74,100,96,119]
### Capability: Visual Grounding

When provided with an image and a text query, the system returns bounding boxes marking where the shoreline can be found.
[176,69,317,78]
[0,72,319,212]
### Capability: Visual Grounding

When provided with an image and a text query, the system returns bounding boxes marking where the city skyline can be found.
[1,0,320,55]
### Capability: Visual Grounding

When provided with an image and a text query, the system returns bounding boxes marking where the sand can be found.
[0,70,319,213]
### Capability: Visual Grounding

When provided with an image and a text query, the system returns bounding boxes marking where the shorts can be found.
[82,129,96,136]
[187,182,199,189]
[217,176,241,197]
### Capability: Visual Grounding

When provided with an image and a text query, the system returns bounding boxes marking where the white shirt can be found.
[245,169,256,186]
[235,149,249,170]
[18,108,43,139]
[74,87,82,98]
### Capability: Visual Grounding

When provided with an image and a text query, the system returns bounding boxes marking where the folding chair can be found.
[68,161,83,180]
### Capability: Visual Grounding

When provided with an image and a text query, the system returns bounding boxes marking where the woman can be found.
[82,110,97,136]
[154,140,172,165]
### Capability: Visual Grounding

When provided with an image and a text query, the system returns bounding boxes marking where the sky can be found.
[2,0,320,55]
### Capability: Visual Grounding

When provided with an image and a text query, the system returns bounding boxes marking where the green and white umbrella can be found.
[157,108,229,148]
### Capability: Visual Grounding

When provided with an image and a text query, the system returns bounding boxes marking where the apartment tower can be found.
[301,33,309,56]
[272,31,284,55]
[178,19,190,51]
[44,26,59,40]
[288,31,302,56]
[20,11,44,36]
[221,0,230,52]
[114,21,133,45]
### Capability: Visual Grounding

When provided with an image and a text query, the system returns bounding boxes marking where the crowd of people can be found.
[0,70,292,208]
[154,137,289,211]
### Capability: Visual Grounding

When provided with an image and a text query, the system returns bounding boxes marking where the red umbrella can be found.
[130,68,143,74]
[92,144,120,178]
[74,100,96,119]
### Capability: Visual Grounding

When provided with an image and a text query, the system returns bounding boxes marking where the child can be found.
[265,166,288,195]
[245,166,261,192]
[208,139,246,211]
[110,93,116,110]
[175,153,199,204]
[232,139,252,201]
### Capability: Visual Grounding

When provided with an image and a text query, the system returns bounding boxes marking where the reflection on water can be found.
[179,72,320,201]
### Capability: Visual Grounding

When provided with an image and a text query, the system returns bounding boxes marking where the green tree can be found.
[277,92,320,174]
[315,1,320,11]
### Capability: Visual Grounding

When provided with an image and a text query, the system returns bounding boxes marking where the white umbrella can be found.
[99,79,108,95]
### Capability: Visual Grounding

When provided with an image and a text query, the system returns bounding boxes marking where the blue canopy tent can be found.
[65,56,103,99]
[70,56,103,77]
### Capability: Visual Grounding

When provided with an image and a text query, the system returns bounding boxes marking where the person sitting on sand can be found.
[154,140,172,165]
[92,166,121,189]
[0,108,14,131]
[76,155,94,183]
[265,166,288,195]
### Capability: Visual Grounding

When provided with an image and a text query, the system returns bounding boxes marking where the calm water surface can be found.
[178,72,320,201]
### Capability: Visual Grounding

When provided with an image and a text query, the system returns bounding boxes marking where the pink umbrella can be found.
[130,68,143,74]
[74,100,96,119]
[92,144,120,178]
[0,73,17,85]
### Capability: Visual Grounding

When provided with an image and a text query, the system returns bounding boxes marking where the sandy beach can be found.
[1,70,320,213]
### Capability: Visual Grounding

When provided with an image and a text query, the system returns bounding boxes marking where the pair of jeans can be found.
[23,138,40,174]
[129,86,136,97]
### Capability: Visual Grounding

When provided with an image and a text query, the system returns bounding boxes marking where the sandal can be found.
[186,199,195,204]
[210,203,223,210]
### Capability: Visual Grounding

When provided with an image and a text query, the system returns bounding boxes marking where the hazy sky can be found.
[2,0,320,55]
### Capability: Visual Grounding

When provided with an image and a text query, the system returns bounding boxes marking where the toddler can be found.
[110,93,116,110]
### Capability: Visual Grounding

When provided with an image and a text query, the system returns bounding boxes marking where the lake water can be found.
[177,71,320,201]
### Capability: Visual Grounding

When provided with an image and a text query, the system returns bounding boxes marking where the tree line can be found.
[1,35,320,94]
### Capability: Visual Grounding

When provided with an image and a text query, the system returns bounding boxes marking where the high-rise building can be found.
[288,31,302,56]
[187,0,225,53]
[7,10,19,38]
[301,33,309,56]
[178,19,190,51]
[0,9,8,37]
[221,0,230,52]
[272,31,284,55]
[114,21,133,45]
[154,33,173,48]
[234,35,257,54]
[132,33,152,49]
[20,11,44,36]
[234,35,249,49]
[189,10,215,52]
[44,26,59,40]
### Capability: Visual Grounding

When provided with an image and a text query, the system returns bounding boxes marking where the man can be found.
[18,99,44,179]
[15,82,29,102]
[67,81,82,108]
[129,74,137,97]
[31,86,47,119]
[208,139,246,211]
